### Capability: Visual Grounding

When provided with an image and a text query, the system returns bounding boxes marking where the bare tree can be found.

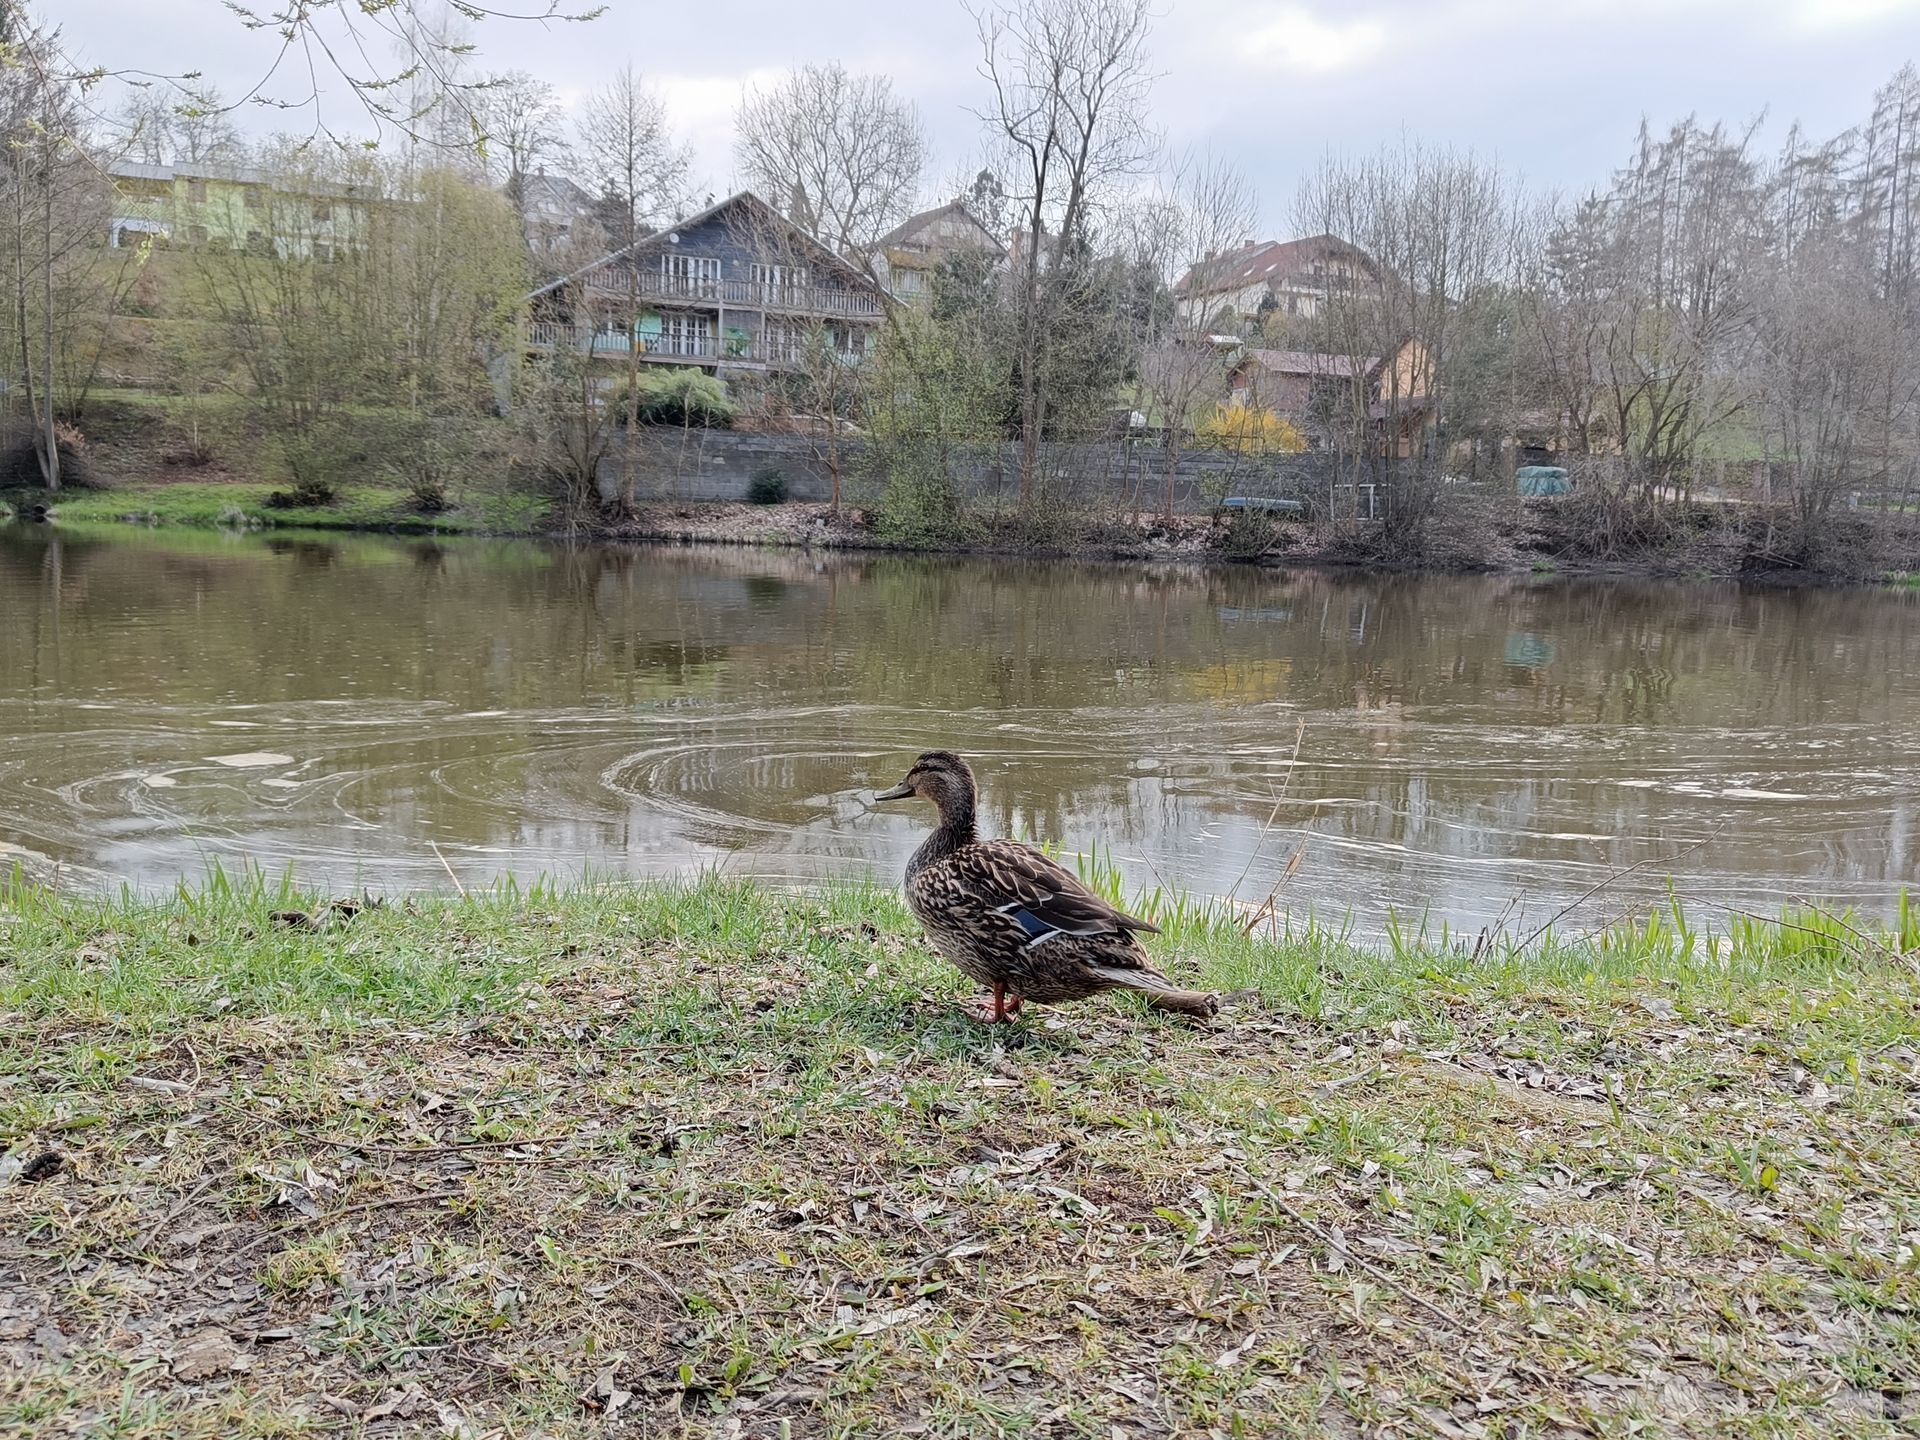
[1297,142,1516,531]
[735,64,926,261]
[171,84,246,166]
[115,81,244,167]
[476,70,571,199]
[1,5,138,490]
[113,85,171,165]
[1750,234,1890,558]
[972,0,1158,501]
[577,64,693,513]
[1132,154,1255,518]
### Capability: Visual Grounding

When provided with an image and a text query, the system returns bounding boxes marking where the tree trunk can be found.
[1162,436,1178,523]
[623,269,640,512]
[36,133,59,492]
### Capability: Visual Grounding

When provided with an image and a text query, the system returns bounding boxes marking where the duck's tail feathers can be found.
[1087,965,1220,1019]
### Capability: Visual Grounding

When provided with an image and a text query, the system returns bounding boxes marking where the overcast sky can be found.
[55,0,1920,234]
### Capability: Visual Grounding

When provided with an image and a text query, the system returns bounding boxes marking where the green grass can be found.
[25,387,550,538]
[2,872,1916,1437]
[9,480,549,538]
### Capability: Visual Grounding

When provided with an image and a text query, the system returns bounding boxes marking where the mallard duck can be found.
[873,751,1218,1023]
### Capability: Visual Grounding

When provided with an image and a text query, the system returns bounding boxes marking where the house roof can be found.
[1175,233,1372,297]
[1240,348,1377,379]
[874,200,1006,256]
[520,170,597,212]
[525,190,885,301]
[108,157,367,198]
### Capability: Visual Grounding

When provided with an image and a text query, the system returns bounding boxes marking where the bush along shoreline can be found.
[3,873,1916,1436]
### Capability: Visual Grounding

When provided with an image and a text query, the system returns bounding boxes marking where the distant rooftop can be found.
[108,158,371,198]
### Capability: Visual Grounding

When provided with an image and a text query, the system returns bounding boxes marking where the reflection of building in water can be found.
[1504,633,1556,670]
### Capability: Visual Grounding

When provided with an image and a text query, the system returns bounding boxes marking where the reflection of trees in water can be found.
[5,529,1920,801]
[7,534,1920,726]
[262,538,342,568]
[6,529,1920,909]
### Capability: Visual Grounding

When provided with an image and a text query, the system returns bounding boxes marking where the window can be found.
[312,202,332,222]
[656,312,713,356]
[312,242,333,263]
[244,187,265,210]
[187,223,209,246]
[660,253,721,292]
[751,262,809,292]
[188,179,208,204]
[762,318,804,362]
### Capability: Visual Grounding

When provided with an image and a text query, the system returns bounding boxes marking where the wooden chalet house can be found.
[870,200,1006,306]
[1227,339,1435,456]
[524,191,887,374]
[1174,234,1377,328]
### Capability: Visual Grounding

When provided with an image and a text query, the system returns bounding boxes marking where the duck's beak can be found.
[873,779,914,802]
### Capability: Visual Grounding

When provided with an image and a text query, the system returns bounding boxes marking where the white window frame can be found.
[657,311,713,356]
[660,253,721,292]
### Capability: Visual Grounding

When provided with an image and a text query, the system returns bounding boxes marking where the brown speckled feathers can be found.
[876,752,1216,1020]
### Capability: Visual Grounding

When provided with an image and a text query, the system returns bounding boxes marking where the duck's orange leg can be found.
[963,981,1024,1024]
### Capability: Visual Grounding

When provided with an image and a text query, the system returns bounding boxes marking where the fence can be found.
[597,430,1339,514]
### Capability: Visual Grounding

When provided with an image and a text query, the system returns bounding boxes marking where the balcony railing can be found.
[526,321,868,368]
[579,270,884,319]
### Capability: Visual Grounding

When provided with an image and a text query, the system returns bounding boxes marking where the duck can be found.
[872,750,1219,1023]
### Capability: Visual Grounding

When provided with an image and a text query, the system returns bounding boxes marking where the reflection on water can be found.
[3,522,1917,933]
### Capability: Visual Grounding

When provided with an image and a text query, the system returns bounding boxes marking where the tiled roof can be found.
[1242,349,1376,378]
[1176,233,1368,296]
[873,200,1006,256]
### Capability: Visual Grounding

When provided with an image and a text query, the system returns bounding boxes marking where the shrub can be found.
[383,416,478,514]
[0,422,98,489]
[1195,403,1307,455]
[613,368,738,429]
[263,480,336,509]
[265,428,352,508]
[747,467,788,505]
[1219,506,1286,560]
[869,442,982,547]
[161,437,218,467]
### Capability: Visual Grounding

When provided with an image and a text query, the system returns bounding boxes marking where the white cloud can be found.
[1239,6,1388,73]
[1793,0,1920,28]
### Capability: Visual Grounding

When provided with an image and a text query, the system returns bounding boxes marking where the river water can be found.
[3,524,1916,933]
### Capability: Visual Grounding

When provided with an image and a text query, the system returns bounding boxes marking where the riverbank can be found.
[20,482,1920,589]
[5,875,1915,1437]
[16,386,1920,582]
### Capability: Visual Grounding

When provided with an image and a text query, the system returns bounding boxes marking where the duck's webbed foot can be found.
[961,982,1024,1024]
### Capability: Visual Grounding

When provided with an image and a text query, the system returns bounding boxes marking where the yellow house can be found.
[108,160,373,261]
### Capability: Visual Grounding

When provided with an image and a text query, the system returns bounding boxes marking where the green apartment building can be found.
[107,160,372,260]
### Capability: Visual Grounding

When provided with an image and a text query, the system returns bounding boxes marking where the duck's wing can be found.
[932,838,1162,944]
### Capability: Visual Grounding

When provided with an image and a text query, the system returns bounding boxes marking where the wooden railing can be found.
[579,270,884,319]
[526,322,868,367]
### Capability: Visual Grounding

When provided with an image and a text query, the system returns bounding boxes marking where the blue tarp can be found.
[1516,466,1571,497]
[1220,496,1305,514]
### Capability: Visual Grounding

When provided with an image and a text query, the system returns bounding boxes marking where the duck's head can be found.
[873,750,977,814]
